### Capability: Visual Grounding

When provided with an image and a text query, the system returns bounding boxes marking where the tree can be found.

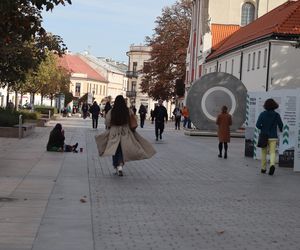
[140,0,192,101]
[0,0,71,102]
[22,51,71,105]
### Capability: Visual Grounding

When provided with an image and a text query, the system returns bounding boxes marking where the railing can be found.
[126,90,137,98]
[126,71,139,78]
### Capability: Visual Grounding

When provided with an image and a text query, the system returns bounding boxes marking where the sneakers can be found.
[269,165,275,176]
[261,169,266,174]
[224,153,227,159]
[117,165,123,176]
[218,154,222,158]
[159,134,162,140]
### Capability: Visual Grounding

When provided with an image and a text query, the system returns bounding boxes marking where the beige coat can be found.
[216,113,232,143]
[95,110,156,162]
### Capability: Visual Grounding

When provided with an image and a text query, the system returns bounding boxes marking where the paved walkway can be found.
[0,116,299,250]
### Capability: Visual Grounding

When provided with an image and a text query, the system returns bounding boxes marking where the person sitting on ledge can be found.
[46,123,78,153]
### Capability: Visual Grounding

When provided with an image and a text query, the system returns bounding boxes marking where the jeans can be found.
[155,120,164,138]
[112,144,124,167]
[175,116,181,129]
[183,117,191,128]
[92,116,98,128]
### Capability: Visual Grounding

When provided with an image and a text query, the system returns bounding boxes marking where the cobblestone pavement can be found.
[85,118,300,250]
[0,116,299,250]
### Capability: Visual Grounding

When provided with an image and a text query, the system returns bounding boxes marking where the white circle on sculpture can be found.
[201,86,236,121]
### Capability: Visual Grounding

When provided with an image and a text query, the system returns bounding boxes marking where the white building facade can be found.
[126,45,157,114]
[186,0,288,90]
[79,54,128,102]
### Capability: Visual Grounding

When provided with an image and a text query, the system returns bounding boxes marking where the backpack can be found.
[174,109,181,117]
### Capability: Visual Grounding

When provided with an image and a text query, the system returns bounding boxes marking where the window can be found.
[133,62,137,72]
[257,51,261,69]
[263,49,268,68]
[247,54,251,71]
[132,81,137,91]
[204,68,207,74]
[214,66,217,72]
[100,85,102,95]
[75,83,81,94]
[219,63,222,72]
[252,52,256,70]
[225,61,228,73]
[231,59,234,74]
[209,67,211,73]
[96,85,98,95]
[241,2,255,26]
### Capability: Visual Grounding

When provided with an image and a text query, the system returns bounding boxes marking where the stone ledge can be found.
[0,123,36,138]
[184,129,244,138]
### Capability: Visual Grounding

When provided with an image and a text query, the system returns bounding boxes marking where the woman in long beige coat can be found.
[95,95,156,176]
[216,105,232,159]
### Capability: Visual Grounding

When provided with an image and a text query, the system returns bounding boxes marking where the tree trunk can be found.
[6,83,10,108]
[50,94,53,106]
[14,90,18,111]
[41,94,43,105]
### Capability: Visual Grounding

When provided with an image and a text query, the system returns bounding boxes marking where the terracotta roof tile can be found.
[211,24,240,50]
[59,54,107,82]
[207,0,300,60]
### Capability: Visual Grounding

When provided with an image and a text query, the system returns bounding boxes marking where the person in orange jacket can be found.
[181,106,191,129]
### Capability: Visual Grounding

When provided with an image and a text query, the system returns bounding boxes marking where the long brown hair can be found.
[111,95,129,126]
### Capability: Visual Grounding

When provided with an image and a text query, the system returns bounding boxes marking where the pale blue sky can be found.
[42,0,176,63]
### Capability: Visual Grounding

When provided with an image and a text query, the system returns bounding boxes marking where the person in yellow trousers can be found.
[256,98,283,175]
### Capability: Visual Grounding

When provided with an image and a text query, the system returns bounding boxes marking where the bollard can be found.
[48,110,51,119]
[19,114,23,139]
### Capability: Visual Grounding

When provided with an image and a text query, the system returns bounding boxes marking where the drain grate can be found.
[0,197,17,202]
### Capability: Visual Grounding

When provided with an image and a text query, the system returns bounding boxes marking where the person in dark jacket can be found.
[153,99,168,141]
[47,123,78,152]
[172,106,182,130]
[104,96,112,117]
[89,101,101,129]
[82,102,89,119]
[256,98,283,175]
[138,104,147,128]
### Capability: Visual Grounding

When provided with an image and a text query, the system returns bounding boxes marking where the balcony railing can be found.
[126,90,137,98]
[126,71,139,78]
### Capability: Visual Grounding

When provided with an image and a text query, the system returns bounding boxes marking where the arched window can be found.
[241,2,255,26]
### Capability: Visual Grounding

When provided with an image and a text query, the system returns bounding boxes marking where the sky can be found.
[42,0,176,63]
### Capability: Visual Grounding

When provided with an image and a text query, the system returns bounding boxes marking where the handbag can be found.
[257,133,268,148]
[129,113,138,131]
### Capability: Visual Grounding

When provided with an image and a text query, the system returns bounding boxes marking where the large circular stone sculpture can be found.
[186,72,247,130]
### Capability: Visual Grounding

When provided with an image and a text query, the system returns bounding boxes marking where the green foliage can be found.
[64,92,74,106]
[34,105,57,116]
[0,0,71,89]
[19,110,40,121]
[0,109,21,127]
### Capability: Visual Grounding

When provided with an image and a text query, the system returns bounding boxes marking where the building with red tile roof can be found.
[185,0,287,90]
[207,0,300,61]
[59,54,107,82]
[59,54,108,106]
[203,0,300,91]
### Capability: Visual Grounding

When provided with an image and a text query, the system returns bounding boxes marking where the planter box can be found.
[25,118,49,127]
[0,123,36,138]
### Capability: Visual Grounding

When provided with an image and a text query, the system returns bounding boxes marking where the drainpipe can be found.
[265,42,271,92]
[239,51,243,81]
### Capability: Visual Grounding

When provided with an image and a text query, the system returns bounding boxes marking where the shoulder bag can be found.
[129,113,138,131]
